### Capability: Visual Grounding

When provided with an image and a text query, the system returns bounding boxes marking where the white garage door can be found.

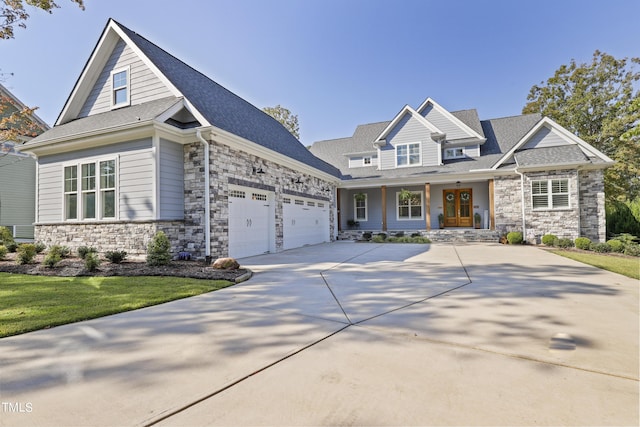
[283,196,330,250]
[228,186,273,259]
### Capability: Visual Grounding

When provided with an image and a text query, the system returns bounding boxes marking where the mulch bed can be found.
[0,253,250,282]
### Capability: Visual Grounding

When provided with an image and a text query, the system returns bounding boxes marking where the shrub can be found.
[105,250,127,264]
[0,245,7,260]
[590,242,611,253]
[606,201,640,239]
[574,237,592,250]
[0,226,15,247]
[377,233,388,241]
[6,242,18,252]
[394,231,405,237]
[541,234,557,246]
[411,232,422,238]
[147,231,171,266]
[371,235,386,243]
[43,252,62,268]
[16,244,37,265]
[556,238,574,248]
[362,232,372,240]
[34,242,46,254]
[78,246,97,260]
[606,239,625,253]
[507,231,523,245]
[49,245,71,258]
[84,252,101,272]
[411,236,431,244]
[623,243,640,257]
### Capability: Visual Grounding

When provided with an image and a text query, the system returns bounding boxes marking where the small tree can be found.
[262,105,300,139]
[146,231,171,266]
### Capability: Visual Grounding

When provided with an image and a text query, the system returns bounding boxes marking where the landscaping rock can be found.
[212,257,240,270]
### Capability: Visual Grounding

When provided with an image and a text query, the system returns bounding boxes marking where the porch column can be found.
[337,188,342,232]
[381,185,387,231]
[425,183,431,230]
[488,179,495,230]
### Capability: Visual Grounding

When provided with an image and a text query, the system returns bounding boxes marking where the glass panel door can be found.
[443,190,457,227]
[442,188,473,227]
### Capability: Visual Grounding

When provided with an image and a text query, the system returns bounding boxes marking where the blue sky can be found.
[1,0,638,145]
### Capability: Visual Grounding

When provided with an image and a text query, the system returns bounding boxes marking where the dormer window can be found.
[396,142,421,167]
[444,147,464,160]
[111,66,130,108]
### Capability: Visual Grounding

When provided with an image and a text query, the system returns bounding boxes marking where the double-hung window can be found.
[397,191,423,220]
[354,194,368,221]
[532,179,569,209]
[64,159,117,220]
[64,166,78,220]
[111,67,130,108]
[396,143,421,167]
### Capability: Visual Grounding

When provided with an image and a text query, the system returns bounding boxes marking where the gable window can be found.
[397,191,423,220]
[444,147,464,159]
[532,179,569,209]
[111,67,130,108]
[64,159,117,221]
[396,143,421,167]
[354,194,368,221]
[64,165,78,220]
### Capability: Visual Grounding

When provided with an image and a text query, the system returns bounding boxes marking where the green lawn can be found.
[0,273,233,338]
[552,250,640,280]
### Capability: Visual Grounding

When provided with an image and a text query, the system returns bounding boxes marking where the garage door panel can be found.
[228,188,272,259]
[283,197,330,250]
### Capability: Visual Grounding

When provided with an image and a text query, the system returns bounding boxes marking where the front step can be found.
[338,229,501,243]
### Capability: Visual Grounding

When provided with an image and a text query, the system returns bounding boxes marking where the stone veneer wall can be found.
[34,220,184,257]
[579,169,606,242]
[182,138,336,259]
[494,175,522,235]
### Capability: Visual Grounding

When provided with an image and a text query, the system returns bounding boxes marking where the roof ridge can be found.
[482,112,542,122]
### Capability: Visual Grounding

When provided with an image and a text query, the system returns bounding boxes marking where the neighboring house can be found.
[309,98,613,243]
[24,19,340,259]
[0,83,49,241]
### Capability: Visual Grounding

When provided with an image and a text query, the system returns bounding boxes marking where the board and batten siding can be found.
[379,113,439,169]
[523,126,569,150]
[158,139,184,219]
[421,104,471,141]
[79,39,173,118]
[35,139,155,223]
[0,155,36,233]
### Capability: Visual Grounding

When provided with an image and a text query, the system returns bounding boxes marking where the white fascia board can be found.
[204,127,340,183]
[342,150,378,157]
[22,121,156,157]
[337,169,514,189]
[416,97,485,140]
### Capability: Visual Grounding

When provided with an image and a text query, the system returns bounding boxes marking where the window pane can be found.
[410,205,422,217]
[100,160,115,188]
[399,206,409,218]
[82,163,95,190]
[532,194,548,209]
[552,179,568,193]
[552,194,569,208]
[114,87,127,105]
[532,181,547,195]
[83,192,95,219]
[65,194,77,220]
[102,190,115,218]
[113,71,127,88]
[64,166,77,192]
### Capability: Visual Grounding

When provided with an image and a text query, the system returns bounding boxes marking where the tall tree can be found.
[523,50,640,202]
[1,0,84,39]
[263,105,300,140]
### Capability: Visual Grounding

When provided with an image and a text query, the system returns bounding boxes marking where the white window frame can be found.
[354,194,368,222]
[531,178,570,210]
[444,147,465,159]
[63,165,78,220]
[396,190,424,221]
[111,66,131,108]
[396,142,421,167]
[62,157,119,222]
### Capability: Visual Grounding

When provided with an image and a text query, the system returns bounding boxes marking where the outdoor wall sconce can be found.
[252,166,265,175]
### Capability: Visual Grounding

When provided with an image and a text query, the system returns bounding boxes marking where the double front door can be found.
[443,189,473,227]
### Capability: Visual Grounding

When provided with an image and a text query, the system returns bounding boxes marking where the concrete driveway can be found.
[1,243,638,426]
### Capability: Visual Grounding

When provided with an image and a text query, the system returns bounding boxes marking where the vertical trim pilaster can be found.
[381,185,387,231]
[489,178,495,230]
[425,183,431,230]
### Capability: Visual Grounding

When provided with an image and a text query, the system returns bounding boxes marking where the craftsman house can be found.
[24,19,340,259]
[0,83,49,241]
[24,19,612,260]
[309,99,613,243]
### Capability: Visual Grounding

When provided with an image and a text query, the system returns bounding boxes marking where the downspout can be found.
[196,129,211,261]
[516,169,527,241]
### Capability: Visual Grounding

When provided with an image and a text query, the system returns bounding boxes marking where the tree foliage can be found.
[523,50,640,202]
[1,0,84,39]
[263,104,300,139]
[0,93,42,141]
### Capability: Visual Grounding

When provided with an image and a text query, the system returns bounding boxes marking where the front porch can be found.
[338,228,501,243]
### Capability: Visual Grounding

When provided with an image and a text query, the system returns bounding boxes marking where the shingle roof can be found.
[480,113,542,155]
[514,145,590,167]
[451,109,484,137]
[116,22,341,178]
[28,96,181,143]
